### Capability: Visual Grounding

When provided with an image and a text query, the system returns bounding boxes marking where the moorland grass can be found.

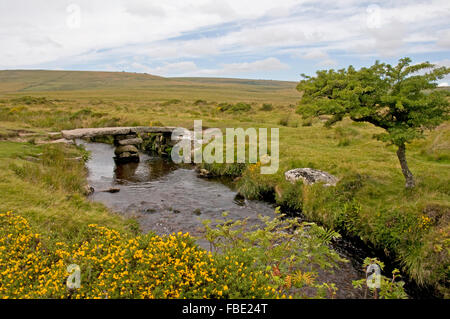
[0,141,138,249]
[0,70,448,296]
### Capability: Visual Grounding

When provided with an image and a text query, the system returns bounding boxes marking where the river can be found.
[77,140,377,299]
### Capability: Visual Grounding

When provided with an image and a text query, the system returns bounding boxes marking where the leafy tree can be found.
[296,58,450,188]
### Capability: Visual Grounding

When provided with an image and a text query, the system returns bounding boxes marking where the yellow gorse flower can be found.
[0,211,277,299]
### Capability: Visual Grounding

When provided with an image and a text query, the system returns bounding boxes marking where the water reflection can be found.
[75,140,366,299]
[77,140,275,241]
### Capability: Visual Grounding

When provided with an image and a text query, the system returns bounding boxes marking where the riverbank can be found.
[198,156,449,298]
[0,141,376,298]
[0,74,448,298]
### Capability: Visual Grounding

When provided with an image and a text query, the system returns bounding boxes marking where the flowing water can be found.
[78,140,371,298]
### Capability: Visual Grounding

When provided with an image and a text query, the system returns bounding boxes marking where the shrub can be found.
[260,103,273,111]
[352,258,407,299]
[161,99,181,106]
[203,208,348,298]
[217,102,251,113]
[193,99,207,106]
[11,96,51,105]
[0,211,277,299]
[278,115,289,126]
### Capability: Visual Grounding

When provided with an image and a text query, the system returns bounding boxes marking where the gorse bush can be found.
[1,210,407,299]
[217,102,252,113]
[0,211,278,299]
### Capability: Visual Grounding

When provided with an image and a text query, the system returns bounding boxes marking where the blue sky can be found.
[1,0,449,83]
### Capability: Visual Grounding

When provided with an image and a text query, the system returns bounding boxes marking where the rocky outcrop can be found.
[285,168,338,186]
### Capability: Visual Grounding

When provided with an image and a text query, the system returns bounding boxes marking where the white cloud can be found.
[0,0,449,78]
[302,50,329,60]
[130,57,289,77]
[434,59,450,68]
[438,82,448,87]
[148,61,199,75]
[219,57,289,74]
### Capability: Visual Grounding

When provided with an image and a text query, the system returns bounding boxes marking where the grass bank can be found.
[0,141,138,248]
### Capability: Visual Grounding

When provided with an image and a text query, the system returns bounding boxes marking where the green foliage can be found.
[199,162,247,178]
[297,57,450,147]
[203,208,346,298]
[0,142,138,246]
[10,144,87,194]
[278,115,290,126]
[161,99,182,106]
[275,181,303,212]
[260,103,273,111]
[370,209,425,251]
[11,96,51,105]
[217,102,252,113]
[193,99,208,105]
[336,200,363,237]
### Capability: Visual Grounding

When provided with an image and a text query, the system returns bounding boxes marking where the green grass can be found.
[0,141,138,248]
[0,70,448,297]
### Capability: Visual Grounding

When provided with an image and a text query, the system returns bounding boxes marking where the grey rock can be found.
[285,168,338,186]
[198,168,212,178]
[61,126,177,140]
[83,184,94,196]
[117,137,143,146]
[114,145,139,155]
[118,152,131,158]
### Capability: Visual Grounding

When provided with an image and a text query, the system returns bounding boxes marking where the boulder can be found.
[197,168,212,178]
[285,168,338,186]
[114,145,139,155]
[117,137,143,146]
[118,152,132,158]
[83,184,94,196]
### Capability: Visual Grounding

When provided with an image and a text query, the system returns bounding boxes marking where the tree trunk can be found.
[396,143,415,188]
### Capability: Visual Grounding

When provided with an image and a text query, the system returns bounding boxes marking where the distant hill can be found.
[0,70,299,104]
[0,70,295,92]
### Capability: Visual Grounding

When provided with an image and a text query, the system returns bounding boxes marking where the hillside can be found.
[0,70,299,104]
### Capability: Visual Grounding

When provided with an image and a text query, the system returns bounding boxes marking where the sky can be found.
[0,0,449,83]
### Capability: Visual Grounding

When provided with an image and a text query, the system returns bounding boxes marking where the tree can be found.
[297,58,449,188]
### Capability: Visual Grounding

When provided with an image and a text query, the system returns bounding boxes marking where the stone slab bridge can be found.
[61,126,177,163]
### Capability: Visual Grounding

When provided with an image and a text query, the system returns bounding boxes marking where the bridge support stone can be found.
[61,126,178,164]
[113,133,141,163]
